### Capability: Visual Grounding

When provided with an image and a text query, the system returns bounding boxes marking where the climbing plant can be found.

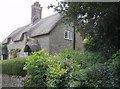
[10,48,21,58]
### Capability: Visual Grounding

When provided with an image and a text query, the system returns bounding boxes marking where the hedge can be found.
[1,57,27,76]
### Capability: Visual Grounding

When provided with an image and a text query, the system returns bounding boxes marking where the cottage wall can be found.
[7,38,26,58]
[49,21,84,54]
[34,35,50,53]
[6,34,50,58]
[49,21,73,54]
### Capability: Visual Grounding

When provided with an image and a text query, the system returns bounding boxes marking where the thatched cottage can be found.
[1,2,84,60]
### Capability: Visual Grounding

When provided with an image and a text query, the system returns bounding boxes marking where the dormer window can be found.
[10,40,14,44]
[24,32,29,39]
[8,38,14,44]
[27,36,30,39]
[64,30,73,40]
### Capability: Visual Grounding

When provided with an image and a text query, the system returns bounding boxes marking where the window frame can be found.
[64,30,73,40]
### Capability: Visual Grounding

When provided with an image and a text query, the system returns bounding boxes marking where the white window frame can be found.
[64,30,73,40]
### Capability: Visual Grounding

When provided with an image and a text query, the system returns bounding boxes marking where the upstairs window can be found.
[64,30,73,40]
[24,32,29,39]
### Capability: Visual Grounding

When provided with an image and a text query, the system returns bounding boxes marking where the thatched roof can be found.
[2,13,62,44]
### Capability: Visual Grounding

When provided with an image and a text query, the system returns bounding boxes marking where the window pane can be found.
[64,31,69,39]
[69,31,73,40]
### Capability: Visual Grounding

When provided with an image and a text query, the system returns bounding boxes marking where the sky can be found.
[0,0,58,42]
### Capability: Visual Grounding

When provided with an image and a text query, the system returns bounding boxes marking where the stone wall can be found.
[2,74,23,87]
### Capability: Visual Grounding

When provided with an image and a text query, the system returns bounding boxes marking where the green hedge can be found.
[1,57,27,76]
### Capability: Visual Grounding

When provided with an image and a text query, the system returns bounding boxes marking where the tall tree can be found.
[49,2,120,58]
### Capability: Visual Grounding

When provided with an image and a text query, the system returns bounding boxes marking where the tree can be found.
[49,2,120,58]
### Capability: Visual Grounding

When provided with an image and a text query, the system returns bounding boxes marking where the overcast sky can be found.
[0,0,58,42]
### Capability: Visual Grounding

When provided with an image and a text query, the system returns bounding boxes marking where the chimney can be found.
[31,2,42,24]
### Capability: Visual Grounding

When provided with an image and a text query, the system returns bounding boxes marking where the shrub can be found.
[109,49,120,87]
[23,49,75,88]
[47,49,106,88]
[78,63,119,88]
[110,49,120,71]
[75,50,120,88]
[47,50,73,88]
[0,61,2,74]
[23,49,49,87]
[2,57,26,76]
[23,49,119,88]
[48,49,119,88]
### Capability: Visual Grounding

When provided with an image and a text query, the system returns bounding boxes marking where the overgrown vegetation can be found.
[1,57,26,76]
[23,49,120,88]
[46,3,120,88]
[49,2,120,59]
[23,50,49,87]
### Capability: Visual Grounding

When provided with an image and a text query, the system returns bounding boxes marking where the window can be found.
[64,31,69,39]
[10,40,14,44]
[24,52,28,57]
[24,32,29,39]
[69,31,73,40]
[64,30,73,40]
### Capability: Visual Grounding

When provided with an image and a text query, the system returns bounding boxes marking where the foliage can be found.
[76,63,119,88]
[109,49,120,84]
[0,60,2,74]
[47,49,77,88]
[49,2,120,58]
[0,43,1,60]
[1,57,26,76]
[24,49,118,88]
[47,55,68,88]
[75,49,120,88]
[58,49,119,88]
[10,48,21,58]
[23,49,49,87]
